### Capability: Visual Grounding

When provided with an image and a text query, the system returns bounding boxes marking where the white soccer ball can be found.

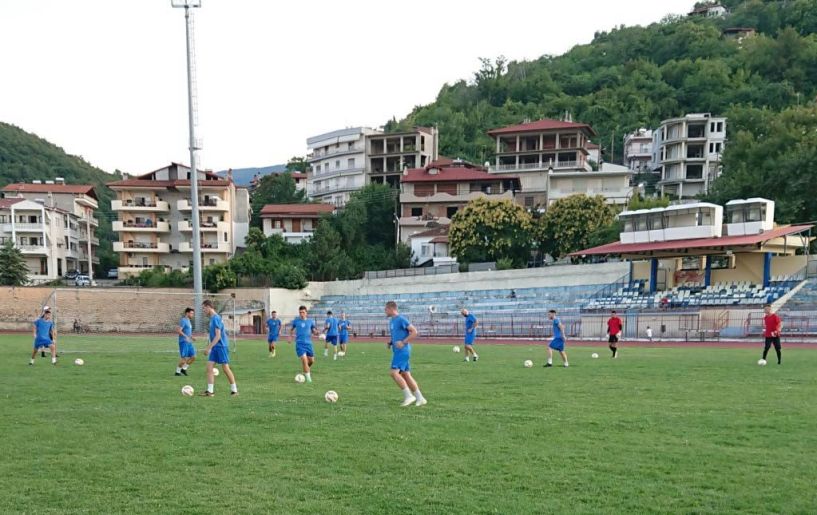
[453,345,461,353]
[324,390,339,403]
[591,353,599,359]
[757,359,767,366]
[212,368,220,377]
[319,334,327,341]
[337,351,346,357]
[181,385,194,396]
[523,359,533,368]
[74,358,84,366]
[295,373,306,384]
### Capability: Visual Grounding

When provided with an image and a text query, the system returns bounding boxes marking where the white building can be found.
[407,225,454,267]
[306,127,381,207]
[689,3,728,17]
[623,128,654,173]
[654,113,726,199]
[260,204,335,244]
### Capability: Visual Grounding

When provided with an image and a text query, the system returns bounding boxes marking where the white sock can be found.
[413,389,425,401]
[402,387,413,399]
[51,357,57,364]
[230,383,238,393]
[305,372,312,381]
[176,367,182,373]
[464,356,470,361]
[547,358,553,365]
[30,359,34,364]
[182,364,189,370]
[207,383,214,393]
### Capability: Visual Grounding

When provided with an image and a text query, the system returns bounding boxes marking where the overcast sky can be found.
[0,0,693,175]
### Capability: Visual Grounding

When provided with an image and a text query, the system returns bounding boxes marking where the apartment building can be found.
[688,3,727,17]
[1,182,99,281]
[107,163,248,278]
[307,127,380,207]
[487,119,633,208]
[367,127,438,189]
[260,203,335,244]
[399,159,520,243]
[623,128,654,173]
[653,113,726,199]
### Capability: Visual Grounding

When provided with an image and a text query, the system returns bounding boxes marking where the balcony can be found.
[78,233,101,246]
[113,241,170,253]
[177,198,229,211]
[18,244,48,255]
[3,222,44,233]
[401,190,515,204]
[489,160,590,173]
[112,199,170,212]
[177,220,228,232]
[80,216,100,227]
[311,166,365,181]
[113,221,171,233]
[308,146,364,162]
[178,241,230,253]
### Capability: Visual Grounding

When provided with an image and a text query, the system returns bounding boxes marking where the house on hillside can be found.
[408,225,454,267]
[688,3,728,17]
[260,203,335,244]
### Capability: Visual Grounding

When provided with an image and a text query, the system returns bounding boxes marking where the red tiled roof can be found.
[429,236,449,244]
[586,142,600,149]
[487,119,597,136]
[260,203,335,217]
[107,179,231,188]
[2,183,97,198]
[571,225,814,256]
[0,197,25,209]
[402,165,517,183]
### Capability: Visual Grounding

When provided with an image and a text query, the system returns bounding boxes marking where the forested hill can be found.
[390,0,817,167]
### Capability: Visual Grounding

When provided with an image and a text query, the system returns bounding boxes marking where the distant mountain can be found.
[216,164,287,187]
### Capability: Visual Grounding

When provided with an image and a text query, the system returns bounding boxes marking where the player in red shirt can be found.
[762,304,783,365]
[606,310,623,358]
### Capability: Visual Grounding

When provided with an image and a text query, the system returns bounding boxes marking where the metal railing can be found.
[363,263,459,280]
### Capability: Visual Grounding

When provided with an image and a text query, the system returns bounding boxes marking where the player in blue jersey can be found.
[175,307,196,376]
[545,309,569,368]
[338,312,351,358]
[385,301,427,407]
[460,308,480,362]
[288,305,319,382]
[323,310,339,359]
[266,310,282,358]
[29,307,56,365]
[201,300,238,397]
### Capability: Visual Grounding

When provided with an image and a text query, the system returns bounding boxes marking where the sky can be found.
[0,0,693,175]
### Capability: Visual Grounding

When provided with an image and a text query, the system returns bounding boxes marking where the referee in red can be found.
[606,310,623,358]
[762,304,783,365]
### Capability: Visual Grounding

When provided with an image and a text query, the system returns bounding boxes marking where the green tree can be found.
[449,198,534,267]
[203,263,237,292]
[249,172,307,227]
[285,156,309,173]
[540,194,616,259]
[0,241,30,285]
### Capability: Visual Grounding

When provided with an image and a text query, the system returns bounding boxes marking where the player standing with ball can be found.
[266,310,282,358]
[544,309,569,368]
[762,304,783,365]
[324,311,340,360]
[30,307,57,366]
[606,310,623,359]
[201,300,238,397]
[460,308,479,362]
[175,308,196,376]
[385,301,427,407]
[288,306,319,383]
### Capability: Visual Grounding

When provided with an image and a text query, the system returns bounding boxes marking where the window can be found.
[224,232,228,242]
[347,158,355,169]
[347,142,354,151]
[335,160,341,170]
[710,255,733,270]
[716,122,723,132]
[421,244,431,257]
[715,142,722,153]
[681,256,701,271]
[411,207,423,217]
[414,184,434,197]
[524,196,534,208]
[209,259,215,265]
[446,206,458,218]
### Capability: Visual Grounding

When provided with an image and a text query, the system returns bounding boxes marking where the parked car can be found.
[74,275,91,287]
[63,270,80,280]
[107,269,119,279]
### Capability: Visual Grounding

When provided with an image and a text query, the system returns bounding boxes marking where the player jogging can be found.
[338,312,351,358]
[385,301,427,407]
[30,306,56,366]
[266,311,282,358]
[324,310,339,359]
[606,310,623,359]
[545,309,569,368]
[201,300,238,397]
[762,304,783,365]
[175,307,196,376]
[461,308,479,362]
[289,305,319,382]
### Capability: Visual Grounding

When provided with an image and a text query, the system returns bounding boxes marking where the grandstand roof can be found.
[572,225,813,257]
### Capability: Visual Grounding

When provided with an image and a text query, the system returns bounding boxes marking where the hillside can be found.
[0,122,120,271]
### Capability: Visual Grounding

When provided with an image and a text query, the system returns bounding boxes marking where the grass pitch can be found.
[3,334,817,514]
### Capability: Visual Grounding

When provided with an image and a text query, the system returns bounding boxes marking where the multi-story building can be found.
[487,119,633,208]
[653,114,726,199]
[260,203,335,244]
[307,127,380,207]
[688,3,727,17]
[367,127,438,189]
[107,163,249,278]
[623,128,654,173]
[1,181,99,280]
[399,159,520,243]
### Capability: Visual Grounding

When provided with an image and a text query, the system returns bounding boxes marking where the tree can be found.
[249,172,307,226]
[0,241,29,285]
[285,156,309,173]
[449,198,534,267]
[540,194,616,259]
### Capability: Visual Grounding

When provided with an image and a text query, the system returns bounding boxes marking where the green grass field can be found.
[3,334,817,514]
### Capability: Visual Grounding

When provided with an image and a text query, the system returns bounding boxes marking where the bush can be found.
[496,257,514,271]
[272,263,308,289]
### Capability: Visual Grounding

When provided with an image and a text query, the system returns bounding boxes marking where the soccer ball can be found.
[181,385,194,396]
[212,368,220,377]
[295,373,306,383]
[337,351,346,357]
[591,353,599,359]
[757,359,767,366]
[74,358,85,366]
[319,334,327,341]
[523,359,533,368]
[324,390,339,403]
[453,346,461,353]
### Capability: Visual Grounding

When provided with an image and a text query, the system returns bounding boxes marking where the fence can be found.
[363,263,459,280]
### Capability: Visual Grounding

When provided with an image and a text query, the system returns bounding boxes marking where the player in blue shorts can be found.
[385,301,427,407]
[30,307,57,366]
[288,305,319,382]
[266,310,282,358]
[545,309,569,368]
[175,307,196,376]
[201,300,238,397]
[323,310,339,359]
[461,308,479,362]
[338,312,351,358]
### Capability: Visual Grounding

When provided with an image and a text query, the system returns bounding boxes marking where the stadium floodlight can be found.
[172,0,204,330]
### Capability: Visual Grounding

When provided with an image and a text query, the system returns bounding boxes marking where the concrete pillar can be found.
[650,258,659,293]
[704,256,712,287]
[763,252,773,288]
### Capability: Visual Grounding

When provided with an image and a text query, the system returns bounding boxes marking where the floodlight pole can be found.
[173,0,204,330]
